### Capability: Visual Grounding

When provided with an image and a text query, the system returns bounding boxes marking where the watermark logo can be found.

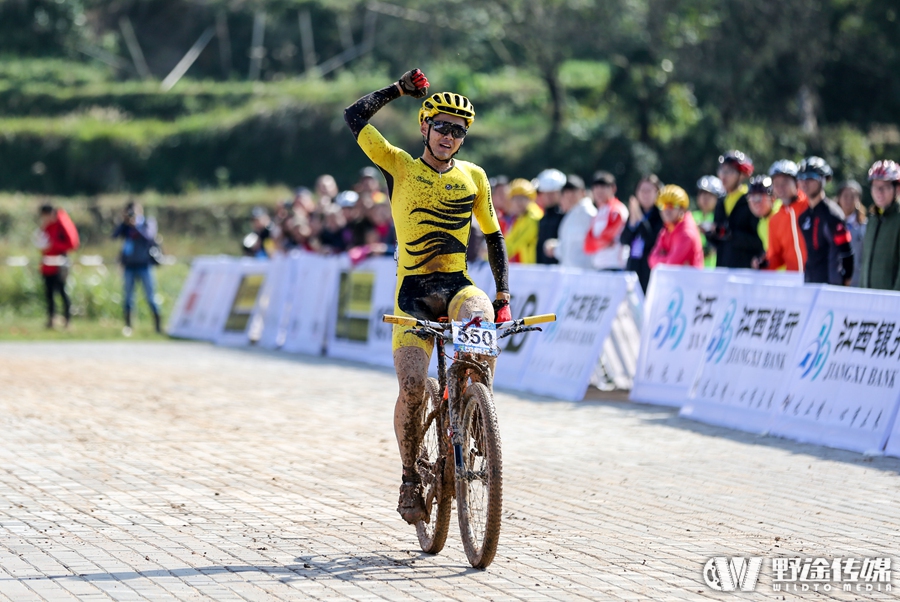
[703,557,763,591]
[702,556,892,593]
[772,557,891,593]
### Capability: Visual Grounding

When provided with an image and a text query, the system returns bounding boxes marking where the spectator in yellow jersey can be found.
[504,178,544,264]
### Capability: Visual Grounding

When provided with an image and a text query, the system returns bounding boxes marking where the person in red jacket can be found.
[37,204,79,328]
[649,185,704,269]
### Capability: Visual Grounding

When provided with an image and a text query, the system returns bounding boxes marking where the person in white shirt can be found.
[584,171,629,270]
[544,174,597,268]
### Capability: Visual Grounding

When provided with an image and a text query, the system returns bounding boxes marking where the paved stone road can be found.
[1,342,898,601]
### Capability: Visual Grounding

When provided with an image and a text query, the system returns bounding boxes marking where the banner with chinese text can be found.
[768,286,900,453]
[680,281,819,432]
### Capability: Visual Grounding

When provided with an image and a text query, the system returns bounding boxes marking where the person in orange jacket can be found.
[765,160,808,272]
[648,185,704,269]
[36,204,79,329]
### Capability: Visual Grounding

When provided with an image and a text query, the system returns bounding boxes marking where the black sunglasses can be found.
[427,118,468,139]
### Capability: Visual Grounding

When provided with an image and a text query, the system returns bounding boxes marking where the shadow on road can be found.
[4,552,481,584]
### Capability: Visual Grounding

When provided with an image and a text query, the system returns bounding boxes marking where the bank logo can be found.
[705,299,736,364]
[652,288,686,350]
[704,557,763,592]
[799,311,833,381]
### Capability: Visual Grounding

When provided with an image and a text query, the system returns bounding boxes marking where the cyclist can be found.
[861,160,900,290]
[708,150,760,268]
[746,175,780,269]
[694,175,725,267]
[796,156,854,285]
[344,69,512,524]
[765,160,808,272]
[648,185,704,268]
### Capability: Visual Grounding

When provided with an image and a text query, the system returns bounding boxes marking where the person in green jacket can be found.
[861,160,900,290]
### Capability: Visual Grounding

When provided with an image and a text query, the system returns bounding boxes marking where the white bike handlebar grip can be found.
[383,314,417,326]
[522,313,557,325]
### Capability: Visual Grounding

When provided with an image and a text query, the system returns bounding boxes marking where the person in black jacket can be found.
[708,150,762,268]
[796,157,854,285]
[621,174,664,292]
[113,202,162,335]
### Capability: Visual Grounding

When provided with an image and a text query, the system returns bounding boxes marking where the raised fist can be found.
[398,69,429,98]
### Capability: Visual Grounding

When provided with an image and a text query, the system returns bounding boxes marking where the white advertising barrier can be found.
[492,265,562,391]
[167,256,239,341]
[325,256,397,367]
[679,281,820,433]
[518,270,633,400]
[767,286,900,454]
[631,266,802,407]
[214,259,271,347]
[255,254,293,349]
[281,253,342,355]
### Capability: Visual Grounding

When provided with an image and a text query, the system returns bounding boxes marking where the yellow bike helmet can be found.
[419,92,476,128]
[656,184,690,209]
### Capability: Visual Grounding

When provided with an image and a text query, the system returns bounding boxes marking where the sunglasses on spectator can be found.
[427,118,468,139]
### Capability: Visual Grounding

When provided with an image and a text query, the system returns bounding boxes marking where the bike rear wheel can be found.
[455,382,502,569]
[415,377,452,553]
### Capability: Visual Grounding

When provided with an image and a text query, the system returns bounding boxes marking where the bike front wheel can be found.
[454,382,502,569]
[415,377,452,554]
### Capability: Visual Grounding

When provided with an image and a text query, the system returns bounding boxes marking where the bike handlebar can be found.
[382,313,557,330]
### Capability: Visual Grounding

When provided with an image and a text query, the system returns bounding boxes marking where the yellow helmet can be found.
[419,92,476,128]
[508,178,536,200]
[656,185,690,209]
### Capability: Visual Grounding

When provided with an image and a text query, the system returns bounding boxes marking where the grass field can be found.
[0,259,190,341]
[0,315,169,341]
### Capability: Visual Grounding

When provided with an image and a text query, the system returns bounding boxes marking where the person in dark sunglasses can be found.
[344,70,511,526]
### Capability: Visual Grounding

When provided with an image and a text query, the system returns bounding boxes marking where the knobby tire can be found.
[415,377,452,554]
[455,382,502,569]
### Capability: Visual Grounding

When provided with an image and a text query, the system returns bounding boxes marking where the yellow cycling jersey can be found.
[356,124,501,279]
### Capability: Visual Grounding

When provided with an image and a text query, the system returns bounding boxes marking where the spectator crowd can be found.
[244,153,900,295]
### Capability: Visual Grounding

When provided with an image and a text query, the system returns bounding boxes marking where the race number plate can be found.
[451,321,500,356]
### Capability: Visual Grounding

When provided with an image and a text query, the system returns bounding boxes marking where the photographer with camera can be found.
[112,201,162,336]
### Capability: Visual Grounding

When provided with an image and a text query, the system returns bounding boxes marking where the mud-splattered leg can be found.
[393,345,430,524]
[393,346,430,474]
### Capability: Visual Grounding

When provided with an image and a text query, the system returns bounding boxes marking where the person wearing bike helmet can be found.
[709,150,761,268]
[765,160,808,272]
[648,185,704,269]
[797,156,854,285]
[861,160,900,290]
[694,175,724,267]
[746,175,780,269]
[344,69,511,525]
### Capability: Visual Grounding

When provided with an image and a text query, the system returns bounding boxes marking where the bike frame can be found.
[383,313,556,482]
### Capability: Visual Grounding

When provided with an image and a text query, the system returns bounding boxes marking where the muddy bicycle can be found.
[383,311,556,569]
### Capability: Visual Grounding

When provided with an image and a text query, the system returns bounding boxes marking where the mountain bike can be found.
[382,311,556,569]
